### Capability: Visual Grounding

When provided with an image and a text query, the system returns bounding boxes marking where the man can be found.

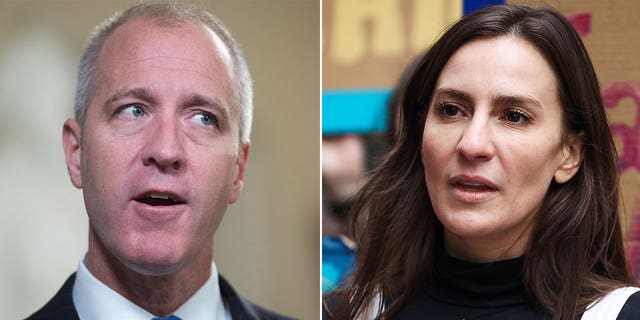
[27,3,292,319]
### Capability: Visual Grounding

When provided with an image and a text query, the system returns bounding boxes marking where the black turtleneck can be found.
[394,245,640,319]
[395,245,549,319]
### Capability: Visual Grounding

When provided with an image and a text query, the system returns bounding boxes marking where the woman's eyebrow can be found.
[493,95,543,110]
[432,88,473,105]
[433,88,544,110]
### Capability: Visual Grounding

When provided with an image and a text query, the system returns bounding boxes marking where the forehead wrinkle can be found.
[98,21,234,93]
[128,55,207,66]
[110,60,233,109]
[132,65,220,84]
[118,56,219,83]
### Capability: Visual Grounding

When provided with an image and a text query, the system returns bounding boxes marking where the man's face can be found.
[63,18,248,275]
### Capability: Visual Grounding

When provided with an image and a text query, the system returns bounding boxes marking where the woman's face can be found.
[421,36,581,262]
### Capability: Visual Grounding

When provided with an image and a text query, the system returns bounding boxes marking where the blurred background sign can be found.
[322,0,504,135]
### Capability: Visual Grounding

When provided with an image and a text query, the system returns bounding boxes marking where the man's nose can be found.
[455,116,495,161]
[141,117,186,171]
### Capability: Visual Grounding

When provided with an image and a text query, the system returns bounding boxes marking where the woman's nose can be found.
[455,117,495,161]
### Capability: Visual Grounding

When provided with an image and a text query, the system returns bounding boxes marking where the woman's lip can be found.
[451,184,498,202]
[449,175,499,203]
[449,175,499,190]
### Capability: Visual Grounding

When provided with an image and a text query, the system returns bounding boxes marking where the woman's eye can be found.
[504,109,531,124]
[436,103,464,118]
[192,113,216,127]
[119,104,146,118]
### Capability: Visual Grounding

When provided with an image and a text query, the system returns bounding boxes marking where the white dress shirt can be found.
[72,256,231,320]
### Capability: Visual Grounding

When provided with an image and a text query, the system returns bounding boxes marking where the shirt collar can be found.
[72,255,229,320]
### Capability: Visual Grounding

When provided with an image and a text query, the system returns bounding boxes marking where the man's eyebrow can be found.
[103,88,231,118]
[103,88,156,107]
[184,94,230,121]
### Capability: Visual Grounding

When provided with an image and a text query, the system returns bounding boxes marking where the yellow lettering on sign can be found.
[329,0,463,65]
[331,0,404,65]
[411,0,461,52]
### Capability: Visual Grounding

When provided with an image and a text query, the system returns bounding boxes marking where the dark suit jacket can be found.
[26,273,295,320]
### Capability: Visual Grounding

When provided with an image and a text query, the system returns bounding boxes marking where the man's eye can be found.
[192,113,216,127]
[120,104,146,118]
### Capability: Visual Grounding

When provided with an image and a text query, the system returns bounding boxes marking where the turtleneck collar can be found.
[426,243,528,308]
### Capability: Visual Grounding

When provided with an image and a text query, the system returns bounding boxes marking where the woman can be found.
[325,4,640,320]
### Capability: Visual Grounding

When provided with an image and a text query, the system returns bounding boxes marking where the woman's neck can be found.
[443,230,529,263]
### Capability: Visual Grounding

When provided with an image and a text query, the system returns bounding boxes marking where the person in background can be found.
[322,54,421,294]
[322,134,364,293]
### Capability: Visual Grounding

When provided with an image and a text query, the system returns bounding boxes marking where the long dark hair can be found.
[327,4,631,320]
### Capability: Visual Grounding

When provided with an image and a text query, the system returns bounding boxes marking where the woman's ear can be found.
[554,132,584,184]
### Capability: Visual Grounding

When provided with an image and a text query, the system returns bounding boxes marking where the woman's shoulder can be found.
[581,287,640,320]
[617,289,640,319]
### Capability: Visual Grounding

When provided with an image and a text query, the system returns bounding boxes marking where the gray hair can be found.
[75,2,253,143]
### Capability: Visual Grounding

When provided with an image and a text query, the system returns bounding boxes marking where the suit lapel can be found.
[26,273,80,320]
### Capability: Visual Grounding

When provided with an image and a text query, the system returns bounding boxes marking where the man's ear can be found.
[554,132,584,184]
[228,141,250,204]
[62,119,83,189]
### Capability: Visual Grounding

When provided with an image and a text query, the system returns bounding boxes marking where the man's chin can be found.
[124,257,185,276]
[118,246,189,276]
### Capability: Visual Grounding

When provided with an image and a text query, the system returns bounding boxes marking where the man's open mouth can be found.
[135,193,185,206]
